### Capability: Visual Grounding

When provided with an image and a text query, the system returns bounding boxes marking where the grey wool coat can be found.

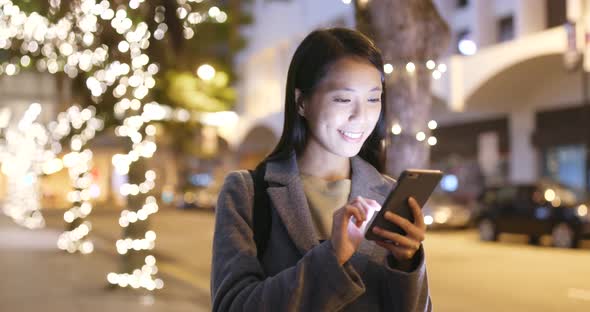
[211,153,432,312]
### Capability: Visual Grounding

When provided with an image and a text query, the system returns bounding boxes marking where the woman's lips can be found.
[338,129,363,143]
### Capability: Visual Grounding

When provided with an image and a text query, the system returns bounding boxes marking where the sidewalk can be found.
[42,208,216,294]
[0,214,211,312]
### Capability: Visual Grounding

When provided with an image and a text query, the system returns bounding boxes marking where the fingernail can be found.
[373,227,380,233]
[385,211,392,218]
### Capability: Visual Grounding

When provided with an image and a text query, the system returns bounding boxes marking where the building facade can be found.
[233,0,589,198]
[432,0,589,197]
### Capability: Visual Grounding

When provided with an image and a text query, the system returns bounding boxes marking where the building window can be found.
[543,145,588,195]
[497,15,515,43]
[456,0,469,9]
[546,0,566,28]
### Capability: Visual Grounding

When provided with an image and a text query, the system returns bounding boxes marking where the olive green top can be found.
[300,174,352,240]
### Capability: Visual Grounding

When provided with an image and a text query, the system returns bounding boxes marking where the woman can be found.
[211,28,431,312]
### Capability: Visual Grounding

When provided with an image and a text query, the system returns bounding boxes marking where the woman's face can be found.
[300,57,382,158]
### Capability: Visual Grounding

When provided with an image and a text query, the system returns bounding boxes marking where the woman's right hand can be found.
[330,196,370,265]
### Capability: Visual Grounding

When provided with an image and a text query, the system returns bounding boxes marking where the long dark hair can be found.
[267,27,387,173]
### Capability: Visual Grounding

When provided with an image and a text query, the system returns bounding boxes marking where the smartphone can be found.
[364,169,443,241]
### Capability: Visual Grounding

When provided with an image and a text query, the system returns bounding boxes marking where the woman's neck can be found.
[297,143,350,182]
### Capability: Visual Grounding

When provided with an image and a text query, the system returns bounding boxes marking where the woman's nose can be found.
[349,101,365,121]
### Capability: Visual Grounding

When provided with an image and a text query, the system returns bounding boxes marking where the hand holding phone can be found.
[364,169,443,241]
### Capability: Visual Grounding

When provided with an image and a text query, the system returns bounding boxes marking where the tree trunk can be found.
[355,0,450,178]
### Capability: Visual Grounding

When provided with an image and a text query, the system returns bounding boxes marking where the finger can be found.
[355,196,372,215]
[383,211,425,242]
[351,196,361,205]
[345,204,366,228]
[408,197,426,230]
[376,240,406,252]
[376,241,417,260]
[348,201,366,218]
[376,240,421,255]
[353,196,369,214]
[372,226,421,250]
[348,198,368,219]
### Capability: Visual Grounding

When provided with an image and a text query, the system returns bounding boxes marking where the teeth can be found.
[339,130,362,139]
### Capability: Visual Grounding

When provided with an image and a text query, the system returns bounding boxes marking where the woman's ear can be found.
[295,89,305,117]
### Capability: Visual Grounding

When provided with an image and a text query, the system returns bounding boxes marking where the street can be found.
[3,209,590,311]
[425,228,590,311]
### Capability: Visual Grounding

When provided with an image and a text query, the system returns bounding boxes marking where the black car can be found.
[476,182,590,248]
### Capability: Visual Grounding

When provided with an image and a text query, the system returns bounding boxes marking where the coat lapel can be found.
[265,153,319,255]
[349,156,396,267]
[349,156,393,204]
[263,153,395,257]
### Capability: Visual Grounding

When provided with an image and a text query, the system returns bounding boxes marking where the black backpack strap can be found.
[248,162,271,262]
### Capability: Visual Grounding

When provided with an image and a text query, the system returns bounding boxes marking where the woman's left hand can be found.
[371,197,426,261]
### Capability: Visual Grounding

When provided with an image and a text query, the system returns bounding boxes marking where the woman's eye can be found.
[334,98,351,103]
[368,98,381,103]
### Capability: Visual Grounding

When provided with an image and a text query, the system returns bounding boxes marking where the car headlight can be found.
[434,207,451,224]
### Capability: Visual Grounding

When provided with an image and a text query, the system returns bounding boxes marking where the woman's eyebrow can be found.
[334,86,382,92]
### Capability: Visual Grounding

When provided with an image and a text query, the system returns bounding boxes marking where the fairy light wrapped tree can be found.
[354,0,450,177]
[0,0,250,291]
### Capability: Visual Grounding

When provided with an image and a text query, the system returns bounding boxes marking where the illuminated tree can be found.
[355,0,450,176]
[0,0,250,290]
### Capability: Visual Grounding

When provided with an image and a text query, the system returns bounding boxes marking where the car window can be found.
[482,189,497,206]
[514,187,535,214]
[497,187,517,204]
[553,186,577,206]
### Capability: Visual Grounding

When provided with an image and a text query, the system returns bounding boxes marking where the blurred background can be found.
[0,0,589,311]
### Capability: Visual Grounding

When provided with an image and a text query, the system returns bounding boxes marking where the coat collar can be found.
[264,152,394,255]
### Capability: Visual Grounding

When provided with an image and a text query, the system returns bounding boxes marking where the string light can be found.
[381,60,447,79]
[107,255,163,290]
[1,0,233,290]
[428,120,438,130]
[53,106,104,255]
[118,196,159,228]
[391,123,402,135]
[108,21,164,289]
[416,131,426,142]
[0,0,161,289]
[383,63,394,74]
[390,120,438,146]
[426,60,436,70]
[197,64,216,81]
[104,0,228,291]
[0,103,50,229]
[427,136,437,146]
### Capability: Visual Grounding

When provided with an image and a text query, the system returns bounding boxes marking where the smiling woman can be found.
[295,57,383,166]
[211,28,432,312]
[268,28,387,174]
